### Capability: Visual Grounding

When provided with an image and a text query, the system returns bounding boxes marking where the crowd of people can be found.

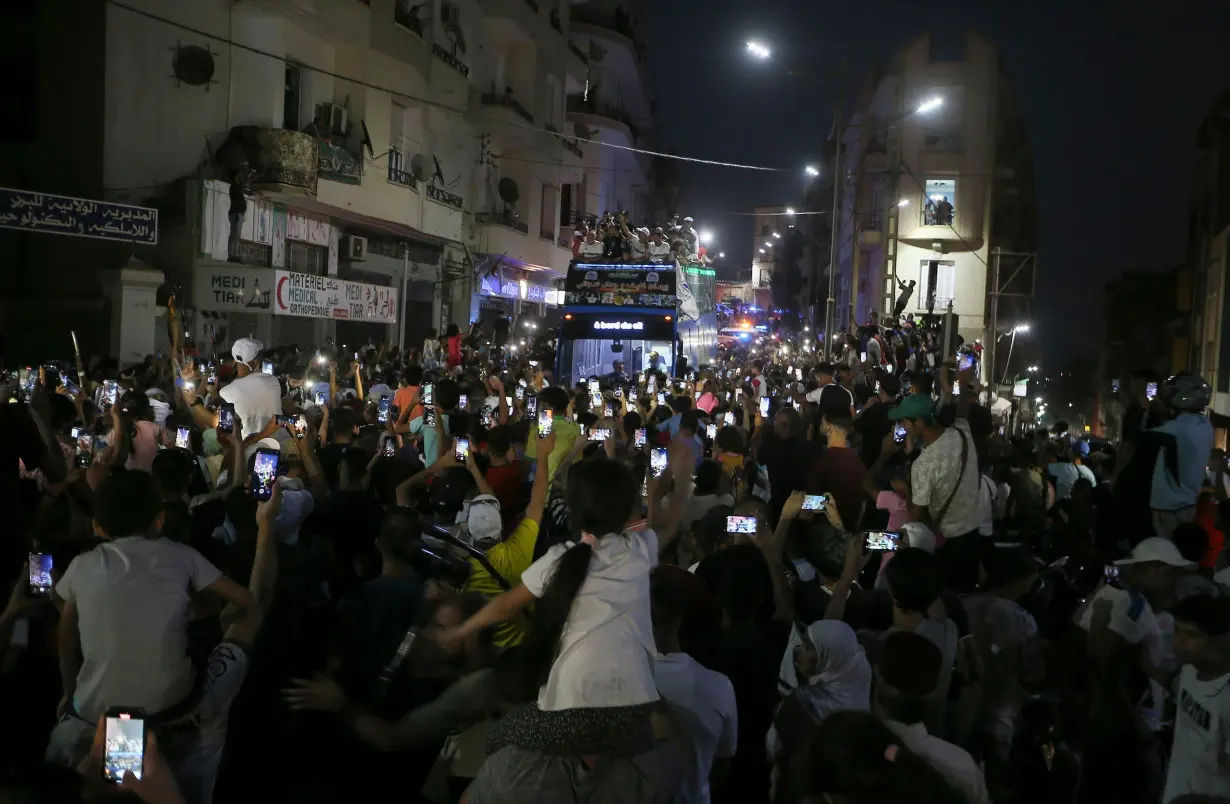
[569,211,712,266]
[2,318,1229,804]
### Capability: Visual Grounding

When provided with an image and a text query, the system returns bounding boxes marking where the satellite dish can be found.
[410,153,432,182]
[498,177,520,205]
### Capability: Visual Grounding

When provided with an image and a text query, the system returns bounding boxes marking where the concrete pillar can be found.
[100,259,165,368]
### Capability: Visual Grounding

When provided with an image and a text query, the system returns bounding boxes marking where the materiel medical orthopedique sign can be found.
[273,270,398,324]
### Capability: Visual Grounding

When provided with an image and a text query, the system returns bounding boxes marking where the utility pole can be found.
[823,116,841,360]
[986,246,1001,401]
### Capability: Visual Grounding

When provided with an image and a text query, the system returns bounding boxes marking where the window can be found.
[540,183,556,240]
[560,184,574,226]
[921,178,956,226]
[918,259,956,308]
[284,64,303,130]
[287,241,328,276]
[545,77,562,130]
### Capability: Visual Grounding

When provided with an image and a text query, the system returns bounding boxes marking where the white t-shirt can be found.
[520,529,660,710]
[1163,665,1230,803]
[1075,585,1167,731]
[911,420,980,537]
[56,537,222,722]
[219,372,282,436]
[579,239,603,259]
[977,474,997,536]
[654,653,738,804]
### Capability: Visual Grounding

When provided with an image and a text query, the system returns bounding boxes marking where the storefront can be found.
[468,259,562,329]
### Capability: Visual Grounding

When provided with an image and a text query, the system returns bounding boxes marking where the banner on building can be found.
[0,188,158,244]
[273,270,398,323]
[194,266,275,312]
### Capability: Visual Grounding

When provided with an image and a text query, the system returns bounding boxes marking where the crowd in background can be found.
[1,312,1228,804]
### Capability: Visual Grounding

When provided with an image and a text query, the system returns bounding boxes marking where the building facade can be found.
[828,31,1036,347]
[0,0,653,363]
[1176,90,1230,423]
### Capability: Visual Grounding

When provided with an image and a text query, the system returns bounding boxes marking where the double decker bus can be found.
[555,257,717,387]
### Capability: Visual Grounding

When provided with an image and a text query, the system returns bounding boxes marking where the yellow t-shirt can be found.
[464,517,540,646]
[523,417,581,484]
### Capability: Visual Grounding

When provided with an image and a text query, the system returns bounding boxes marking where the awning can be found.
[475,252,565,280]
[263,191,447,258]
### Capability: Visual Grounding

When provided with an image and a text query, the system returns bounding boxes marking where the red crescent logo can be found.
[276,275,288,309]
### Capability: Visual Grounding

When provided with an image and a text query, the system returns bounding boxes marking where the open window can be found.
[921,178,956,226]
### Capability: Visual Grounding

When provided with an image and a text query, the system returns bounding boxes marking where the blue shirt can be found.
[1149,413,1214,511]
[410,413,451,465]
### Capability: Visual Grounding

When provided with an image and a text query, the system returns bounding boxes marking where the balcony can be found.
[480,92,534,123]
[432,42,471,79]
[571,6,638,49]
[318,140,363,185]
[387,148,418,190]
[566,94,638,144]
[477,210,529,234]
[425,183,464,211]
[216,126,319,196]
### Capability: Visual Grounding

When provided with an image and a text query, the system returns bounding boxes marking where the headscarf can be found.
[777,620,871,722]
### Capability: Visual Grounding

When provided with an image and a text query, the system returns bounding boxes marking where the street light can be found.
[764,241,773,248]
[805,165,820,177]
[772,232,781,239]
[916,97,944,114]
[758,248,766,254]
[898,199,910,207]
[1027,365,1039,373]
[746,41,772,60]
[999,323,1031,389]
[1035,396,1043,403]
[718,252,725,259]
[785,207,796,216]
[699,229,714,245]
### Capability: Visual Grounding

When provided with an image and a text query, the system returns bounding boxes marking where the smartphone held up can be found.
[102,709,145,783]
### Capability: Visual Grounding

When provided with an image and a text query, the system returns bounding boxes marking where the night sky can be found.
[646,0,1230,361]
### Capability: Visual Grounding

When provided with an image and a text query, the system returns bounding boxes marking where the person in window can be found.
[227,168,249,263]
[934,197,953,225]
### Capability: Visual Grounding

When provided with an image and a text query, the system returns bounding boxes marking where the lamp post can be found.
[999,323,1030,390]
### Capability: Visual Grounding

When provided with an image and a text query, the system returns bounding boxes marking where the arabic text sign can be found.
[274,270,398,324]
[0,188,158,245]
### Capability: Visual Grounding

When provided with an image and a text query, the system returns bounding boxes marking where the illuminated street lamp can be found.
[916,97,944,114]
[898,199,910,207]
[718,252,726,259]
[746,41,772,60]
[772,232,781,239]
[804,165,820,177]
[699,229,714,245]
[785,207,796,216]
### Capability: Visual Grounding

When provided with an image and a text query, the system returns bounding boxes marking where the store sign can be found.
[0,188,158,244]
[594,321,644,331]
[564,262,676,308]
[195,266,275,312]
[273,270,398,323]
[1013,379,1029,399]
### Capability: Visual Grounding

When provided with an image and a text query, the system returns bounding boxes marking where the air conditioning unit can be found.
[341,235,367,261]
[315,102,348,136]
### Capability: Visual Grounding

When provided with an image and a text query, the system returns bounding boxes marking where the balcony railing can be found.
[566,95,638,142]
[477,210,529,234]
[545,123,584,158]
[480,92,534,123]
[921,203,956,227]
[432,43,470,79]
[387,148,418,190]
[426,184,464,210]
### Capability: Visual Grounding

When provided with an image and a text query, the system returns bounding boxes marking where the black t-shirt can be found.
[316,442,348,488]
[855,403,892,466]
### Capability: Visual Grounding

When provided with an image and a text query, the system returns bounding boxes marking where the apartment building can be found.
[828,31,1036,348]
[563,0,653,226]
[1176,90,1230,424]
[0,0,655,363]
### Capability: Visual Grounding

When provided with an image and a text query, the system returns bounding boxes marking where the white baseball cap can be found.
[1113,537,1196,568]
[232,337,264,365]
[462,494,503,548]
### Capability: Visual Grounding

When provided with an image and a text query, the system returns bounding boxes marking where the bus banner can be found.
[564,263,676,308]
